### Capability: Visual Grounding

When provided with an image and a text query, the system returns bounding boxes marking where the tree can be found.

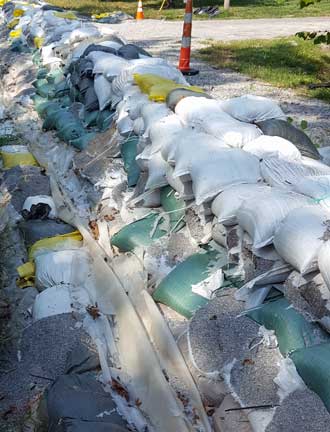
[224,0,230,10]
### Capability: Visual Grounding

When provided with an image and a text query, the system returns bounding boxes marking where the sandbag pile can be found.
[3,0,330,430]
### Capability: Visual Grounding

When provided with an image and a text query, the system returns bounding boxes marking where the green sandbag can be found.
[37,68,48,80]
[256,119,320,160]
[83,111,99,128]
[32,51,42,66]
[53,79,70,98]
[247,297,329,356]
[111,213,167,252]
[70,133,96,151]
[160,186,185,230]
[33,79,55,99]
[33,95,50,116]
[290,343,330,412]
[121,136,140,187]
[42,107,68,130]
[153,246,227,318]
[57,122,85,143]
[47,69,64,85]
[97,110,114,132]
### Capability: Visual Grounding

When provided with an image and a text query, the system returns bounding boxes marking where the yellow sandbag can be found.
[9,28,22,39]
[13,8,24,17]
[0,0,8,7]
[34,36,44,49]
[133,74,175,94]
[28,231,83,261]
[16,261,35,288]
[7,18,19,29]
[54,11,77,20]
[0,146,38,168]
[148,83,204,102]
[93,12,111,19]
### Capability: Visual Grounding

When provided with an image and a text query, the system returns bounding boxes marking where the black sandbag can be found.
[166,87,212,110]
[19,220,76,248]
[1,166,51,212]
[77,77,94,95]
[118,43,151,60]
[84,86,99,111]
[82,44,118,58]
[256,119,320,160]
[45,373,128,432]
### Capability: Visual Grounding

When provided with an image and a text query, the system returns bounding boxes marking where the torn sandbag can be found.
[153,245,228,318]
[33,285,74,321]
[2,165,51,212]
[0,144,38,168]
[160,186,186,230]
[22,195,57,219]
[43,373,129,431]
[247,297,329,357]
[220,94,286,123]
[273,206,330,275]
[237,190,313,249]
[257,119,320,160]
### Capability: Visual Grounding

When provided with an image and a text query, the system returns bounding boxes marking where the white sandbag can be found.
[211,184,271,226]
[141,103,171,136]
[173,131,228,179]
[33,285,72,321]
[291,175,330,201]
[94,74,112,111]
[133,117,145,136]
[190,149,262,205]
[319,146,330,166]
[125,92,149,120]
[165,164,194,200]
[145,152,169,190]
[237,190,312,249]
[261,157,330,187]
[148,114,183,156]
[60,26,101,45]
[174,97,224,126]
[243,135,301,161]
[23,195,57,219]
[35,249,92,289]
[220,94,286,123]
[117,113,133,136]
[87,52,128,78]
[201,115,262,148]
[318,241,330,290]
[274,205,330,274]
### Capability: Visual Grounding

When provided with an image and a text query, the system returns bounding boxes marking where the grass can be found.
[199,36,330,101]
[47,0,330,20]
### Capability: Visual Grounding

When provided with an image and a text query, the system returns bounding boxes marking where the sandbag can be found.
[121,135,141,187]
[189,149,261,205]
[160,185,186,229]
[22,195,57,219]
[94,74,112,111]
[220,94,286,123]
[273,205,330,274]
[19,219,77,248]
[133,117,145,135]
[291,175,330,203]
[166,87,212,111]
[256,119,320,160]
[0,145,38,168]
[140,102,171,135]
[29,231,83,261]
[172,131,228,179]
[247,297,329,356]
[35,249,92,289]
[145,152,169,190]
[243,135,301,161]
[111,213,168,252]
[87,51,128,78]
[153,246,227,318]
[318,241,330,291]
[174,96,224,125]
[44,373,128,432]
[1,166,51,212]
[237,189,312,249]
[211,184,271,226]
[290,343,330,412]
[165,164,194,200]
[33,285,73,321]
[260,157,330,187]
[148,114,183,156]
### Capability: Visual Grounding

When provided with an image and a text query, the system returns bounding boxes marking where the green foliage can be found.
[300,120,308,129]
[296,30,330,44]
[300,0,321,8]
[199,36,330,102]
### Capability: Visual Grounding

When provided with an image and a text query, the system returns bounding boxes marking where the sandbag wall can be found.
[2,1,330,431]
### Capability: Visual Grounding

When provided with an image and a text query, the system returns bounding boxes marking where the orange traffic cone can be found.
[178,0,199,75]
[136,0,144,20]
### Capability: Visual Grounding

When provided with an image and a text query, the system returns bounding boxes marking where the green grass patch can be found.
[47,0,330,20]
[199,37,330,102]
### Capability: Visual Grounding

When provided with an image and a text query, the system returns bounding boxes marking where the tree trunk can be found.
[224,0,230,10]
